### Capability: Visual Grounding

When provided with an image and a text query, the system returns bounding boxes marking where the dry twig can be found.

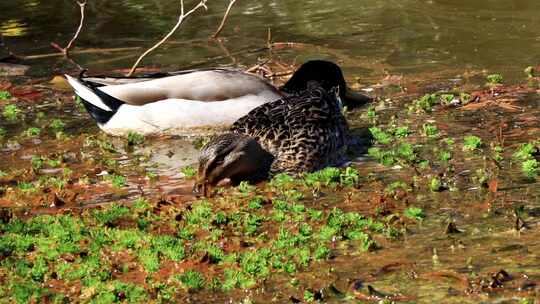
[51,1,87,57]
[211,0,238,39]
[127,0,208,76]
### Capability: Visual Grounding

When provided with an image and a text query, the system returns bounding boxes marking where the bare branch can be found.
[127,0,208,76]
[211,0,238,39]
[50,1,86,57]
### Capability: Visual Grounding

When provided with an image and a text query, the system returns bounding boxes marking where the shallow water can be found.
[0,1,540,303]
[2,0,540,81]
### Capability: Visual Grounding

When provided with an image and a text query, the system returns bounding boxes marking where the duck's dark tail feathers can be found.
[65,74,124,125]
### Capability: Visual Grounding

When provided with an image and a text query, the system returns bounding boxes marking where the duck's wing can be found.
[232,87,349,173]
[68,69,282,106]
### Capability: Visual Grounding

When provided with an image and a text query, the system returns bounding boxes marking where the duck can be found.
[195,81,350,196]
[65,60,371,136]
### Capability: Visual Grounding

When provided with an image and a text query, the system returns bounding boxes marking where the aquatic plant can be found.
[126,131,144,146]
[429,177,443,192]
[486,74,503,85]
[409,93,438,113]
[23,127,41,137]
[521,159,538,178]
[404,207,425,221]
[463,135,483,151]
[3,104,21,121]
[181,166,197,178]
[422,123,439,137]
[0,91,11,100]
[50,119,65,132]
[369,126,392,145]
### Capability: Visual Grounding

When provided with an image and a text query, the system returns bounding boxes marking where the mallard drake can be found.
[195,81,349,196]
[65,60,370,136]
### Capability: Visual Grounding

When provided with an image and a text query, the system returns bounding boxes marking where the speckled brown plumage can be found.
[229,83,349,175]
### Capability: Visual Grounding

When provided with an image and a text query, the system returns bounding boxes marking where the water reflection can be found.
[1,0,539,81]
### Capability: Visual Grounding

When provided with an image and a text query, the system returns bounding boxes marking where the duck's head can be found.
[194,133,273,196]
[281,60,371,109]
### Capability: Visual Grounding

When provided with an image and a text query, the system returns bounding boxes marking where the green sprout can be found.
[394,126,410,138]
[439,150,452,162]
[524,66,535,78]
[440,94,454,105]
[3,104,21,120]
[422,124,439,137]
[108,174,127,188]
[127,131,144,146]
[304,290,315,302]
[369,127,392,145]
[366,106,377,120]
[181,166,197,178]
[0,127,6,139]
[404,207,425,221]
[23,127,41,137]
[179,270,206,291]
[409,93,438,112]
[31,156,44,170]
[50,119,66,132]
[513,142,537,161]
[459,92,472,104]
[463,135,483,152]
[522,159,538,178]
[429,177,443,192]
[0,91,11,100]
[486,74,503,85]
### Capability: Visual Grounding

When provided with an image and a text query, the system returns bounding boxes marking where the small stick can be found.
[23,47,141,60]
[50,1,87,57]
[127,0,208,76]
[211,0,238,39]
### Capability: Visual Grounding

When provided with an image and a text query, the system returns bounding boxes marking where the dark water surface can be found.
[2,0,540,80]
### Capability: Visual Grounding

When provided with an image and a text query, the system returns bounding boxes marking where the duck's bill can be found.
[344,87,373,109]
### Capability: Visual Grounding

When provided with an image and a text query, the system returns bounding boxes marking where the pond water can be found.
[0,1,540,303]
[2,0,540,81]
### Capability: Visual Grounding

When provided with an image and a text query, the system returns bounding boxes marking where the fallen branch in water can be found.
[211,0,238,39]
[50,1,87,57]
[23,47,142,60]
[127,0,208,76]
